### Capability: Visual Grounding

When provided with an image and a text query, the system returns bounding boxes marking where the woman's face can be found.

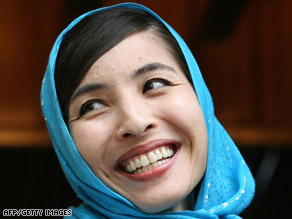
[68,31,208,213]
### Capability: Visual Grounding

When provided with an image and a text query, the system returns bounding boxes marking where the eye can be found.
[79,99,105,117]
[143,78,171,94]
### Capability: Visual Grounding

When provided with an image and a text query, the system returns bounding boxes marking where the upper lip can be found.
[114,139,181,170]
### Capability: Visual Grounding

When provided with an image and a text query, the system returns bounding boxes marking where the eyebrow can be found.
[70,62,176,104]
[70,83,107,104]
[131,62,176,79]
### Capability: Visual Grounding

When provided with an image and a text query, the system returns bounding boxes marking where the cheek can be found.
[159,90,205,131]
[159,90,208,156]
[70,121,113,167]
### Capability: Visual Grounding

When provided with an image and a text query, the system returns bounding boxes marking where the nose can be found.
[116,98,157,140]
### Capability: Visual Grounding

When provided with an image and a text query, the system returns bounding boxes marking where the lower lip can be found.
[116,147,181,181]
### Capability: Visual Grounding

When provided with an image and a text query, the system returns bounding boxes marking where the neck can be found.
[166,190,195,212]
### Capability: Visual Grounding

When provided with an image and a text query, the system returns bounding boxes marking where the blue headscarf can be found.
[41,3,255,218]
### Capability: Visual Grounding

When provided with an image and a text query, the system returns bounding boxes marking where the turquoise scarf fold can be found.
[41,3,255,218]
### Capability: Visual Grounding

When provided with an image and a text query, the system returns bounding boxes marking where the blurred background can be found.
[0,0,291,218]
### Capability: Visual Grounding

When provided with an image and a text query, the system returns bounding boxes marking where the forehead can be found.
[82,31,180,82]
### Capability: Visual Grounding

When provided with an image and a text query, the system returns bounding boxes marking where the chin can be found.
[130,182,194,214]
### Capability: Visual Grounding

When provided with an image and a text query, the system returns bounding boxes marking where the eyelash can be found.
[79,99,105,117]
[78,78,172,117]
[142,78,171,94]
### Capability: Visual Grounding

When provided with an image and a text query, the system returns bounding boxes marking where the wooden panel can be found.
[103,0,292,145]
[0,1,66,146]
[1,0,291,146]
[101,0,209,38]
[197,0,292,145]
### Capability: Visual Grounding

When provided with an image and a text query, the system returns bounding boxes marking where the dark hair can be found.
[55,8,192,123]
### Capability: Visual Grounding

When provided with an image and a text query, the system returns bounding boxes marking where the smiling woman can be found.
[66,30,208,213]
[41,3,255,218]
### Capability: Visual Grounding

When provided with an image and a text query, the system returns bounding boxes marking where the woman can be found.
[41,2,254,218]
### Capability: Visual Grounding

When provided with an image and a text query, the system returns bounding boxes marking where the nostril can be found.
[119,122,156,139]
[123,133,132,138]
[123,124,154,138]
[145,124,153,130]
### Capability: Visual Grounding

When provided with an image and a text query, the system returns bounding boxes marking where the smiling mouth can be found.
[119,145,176,174]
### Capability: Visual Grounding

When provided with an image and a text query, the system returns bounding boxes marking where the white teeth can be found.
[162,158,169,164]
[123,147,175,174]
[148,151,157,163]
[133,158,171,174]
[167,148,171,157]
[126,165,132,172]
[155,150,163,160]
[161,147,168,158]
[134,158,141,168]
[134,168,145,174]
[140,155,150,167]
[130,161,136,171]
